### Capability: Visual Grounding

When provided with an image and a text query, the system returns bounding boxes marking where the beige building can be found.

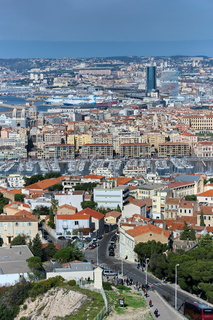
[197,206,213,227]
[164,198,180,219]
[57,204,77,215]
[81,143,113,158]
[158,142,190,157]
[0,215,38,244]
[43,144,75,159]
[120,143,151,157]
[119,224,170,262]
[104,211,122,224]
[3,202,31,215]
[143,133,165,149]
[67,133,92,152]
[193,141,213,157]
[182,115,213,132]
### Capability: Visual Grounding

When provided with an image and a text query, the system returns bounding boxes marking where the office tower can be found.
[161,69,179,97]
[146,66,157,93]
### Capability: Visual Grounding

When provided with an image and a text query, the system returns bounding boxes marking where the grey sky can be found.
[0,0,212,41]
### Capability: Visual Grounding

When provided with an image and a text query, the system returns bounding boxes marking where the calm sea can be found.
[0,96,48,112]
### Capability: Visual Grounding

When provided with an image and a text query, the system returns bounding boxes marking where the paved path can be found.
[142,289,185,320]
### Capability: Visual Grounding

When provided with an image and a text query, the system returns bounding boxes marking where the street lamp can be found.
[175,264,180,310]
[145,258,149,285]
[97,240,99,266]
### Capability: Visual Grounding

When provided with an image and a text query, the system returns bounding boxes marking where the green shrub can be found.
[103,282,112,291]
[67,280,76,286]
[116,285,131,291]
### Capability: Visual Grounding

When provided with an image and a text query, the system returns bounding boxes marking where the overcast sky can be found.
[0,0,212,42]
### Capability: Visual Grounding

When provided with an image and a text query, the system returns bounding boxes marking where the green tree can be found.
[134,240,168,262]
[27,256,42,270]
[180,222,196,240]
[81,201,97,210]
[74,182,97,194]
[0,192,9,213]
[116,205,121,212]
[200,212,205,227]
[33,205,50,218]
[11,234,26,245]
[14,194,26,202]
[43,243,57,260]
[185,195,197,201]
[30,234,43,258]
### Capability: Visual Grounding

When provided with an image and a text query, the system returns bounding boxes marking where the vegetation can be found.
[33,205,50,217]
[48,184,63,191]
[47,199,58,229]
[10,234,26,246]
[24,172,61,187]
[134,234,213,303]
[0,192,9,213]
[0,275,105,320]
[53,241,84,263]
[29,234,43,258]
[81,201,97,210]
[74,182,97,194]
[14,194,26,202]
[200,212,205,226]
[180,222,196,240]
[184,195,197,201]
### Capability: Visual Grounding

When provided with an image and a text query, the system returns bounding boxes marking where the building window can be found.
[28,222,32,226]
[15,222,19,226]
[74,221,79,225]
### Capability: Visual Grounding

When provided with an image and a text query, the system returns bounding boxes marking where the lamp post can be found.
[145,258,149,285]
[97,240,99,266]
[175,264,180,310]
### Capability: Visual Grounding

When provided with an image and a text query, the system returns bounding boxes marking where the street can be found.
[84,231,201,315]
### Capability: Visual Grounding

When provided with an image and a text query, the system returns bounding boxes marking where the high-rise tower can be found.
[146,66,157,94]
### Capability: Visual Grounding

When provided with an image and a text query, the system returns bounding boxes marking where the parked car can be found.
[57,236,66,240]
[103,269,118,276]
[97,235,103,240]
[88,244,95,249]
[109,251,115,256]
[108,245,114,251]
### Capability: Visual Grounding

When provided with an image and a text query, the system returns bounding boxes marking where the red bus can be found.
[184,301,213,320]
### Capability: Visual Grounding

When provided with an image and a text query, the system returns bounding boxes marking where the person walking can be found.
[149,299,152,307]
[154,308,159,317]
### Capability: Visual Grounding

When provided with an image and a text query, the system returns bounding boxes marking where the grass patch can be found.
[105,286,146,315]
[144,312,154,320]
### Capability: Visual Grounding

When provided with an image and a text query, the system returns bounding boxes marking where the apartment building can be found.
[67,133,92,151]
[0,215,38,244]
[143,133,165,149]
[120,143,151,157]
[81,143,113,158]
[94,183,129,210]
[182,115,213,132]
[193,141,213,157]
[43,144,75,159]
[158,142,190,157]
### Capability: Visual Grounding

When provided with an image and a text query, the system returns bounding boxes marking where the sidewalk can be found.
[142,289,185,320]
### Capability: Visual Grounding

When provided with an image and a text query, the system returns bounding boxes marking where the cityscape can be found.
[1,0,213,319]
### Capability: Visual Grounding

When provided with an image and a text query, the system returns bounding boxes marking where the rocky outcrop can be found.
[15,287,87,320]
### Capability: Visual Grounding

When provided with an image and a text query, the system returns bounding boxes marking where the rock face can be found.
[15,287,87,320]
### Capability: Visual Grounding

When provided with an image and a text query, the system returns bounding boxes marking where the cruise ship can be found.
[46,94,118,107]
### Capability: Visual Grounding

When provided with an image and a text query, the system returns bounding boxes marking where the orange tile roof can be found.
[14,209,32,216]
[126,224,170,238]
[8,189,23,194]
[56,213,91,220]
[105,211,122,218]
[166,198,180,205]
[107,177,133,185]
[197,190,213,197]
[59,204,77,211]
[0,215,38,221]
[77,208,104,221]
[198,206,213,215]
[168,181,194,189]
[130,199,147,208]
[25,177,64,190]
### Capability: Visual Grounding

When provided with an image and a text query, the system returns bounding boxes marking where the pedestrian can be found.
[154,308,159,317]
[88,276,90,284]
[149,300,152,307]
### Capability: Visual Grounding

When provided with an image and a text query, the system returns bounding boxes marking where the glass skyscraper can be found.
[161,69,179,97]
[146,66,157,93]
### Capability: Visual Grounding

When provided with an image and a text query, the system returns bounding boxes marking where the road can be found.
[85,231,201,315]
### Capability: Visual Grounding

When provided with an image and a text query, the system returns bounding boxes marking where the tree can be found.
[27,256,42,270]
[0,237,3,247]
[30,234,43,258]
[116,205,121,213]
[180,222,196,240]
[11,234,26,245]
[14,194,26,202]
[134,240,168,263]
[81,201,97,210]
[48,199,58,229]
[0,192,9,213]
[200,212,205,227]
[185,195,197,201]
[74,182,97,194]
[43,243,57,260]
[33,205,50,218]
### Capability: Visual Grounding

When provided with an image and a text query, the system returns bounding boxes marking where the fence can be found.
[93,306,107,320]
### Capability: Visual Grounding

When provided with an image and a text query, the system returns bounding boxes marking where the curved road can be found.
[85,231,201,315]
